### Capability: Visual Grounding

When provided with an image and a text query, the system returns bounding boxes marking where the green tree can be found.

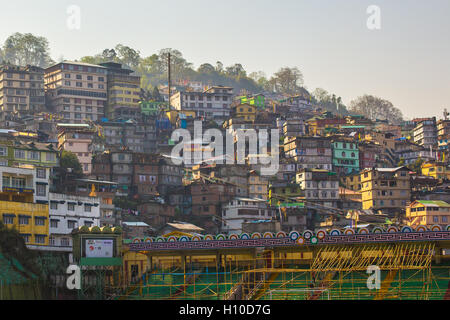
[60,150,83,177]
[198,63,216,74]
[411,157,424,173]
[114,44,141,69]
[2,33,54,67]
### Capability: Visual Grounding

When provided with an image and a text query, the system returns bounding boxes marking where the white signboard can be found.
[85,239,114,258]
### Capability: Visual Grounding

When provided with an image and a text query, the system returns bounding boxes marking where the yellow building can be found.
[0,166,50,246]
[406,200,450,228]
[421,162,450,180]
[0,202,49,246]
[341,172,362,191]
[100,62,141,121]
[232,103,256,122]
[360,167,411,212]
[248,170,268,201]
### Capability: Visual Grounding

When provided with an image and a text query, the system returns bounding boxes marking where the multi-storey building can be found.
[0,136,59,169]
[307,117,347,136]
[406,200,450,228]
[421,162,450,180]
[248,170,269,201]
[360,167,411,214]
[45,61,107,123]
[282,118,305,138]
[437,119,450,151]
[99,62,141,121]
[221,198,270,234]
[394,139,437,166]
[341,172,362,191]
[231,103,256,122]
[101,120,157,154]
[0,64,45,120]
[57,124,97,175]
[0,166,50,247]
[331,138,359,174]
[358,142,380,169]
[48,192,100,251]
[170,86,233,120]
[413,117,437,149]
[296,169,339,208]
[284,136,332,171]
[132,153,159,199]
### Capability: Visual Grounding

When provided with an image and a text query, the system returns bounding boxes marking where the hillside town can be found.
[1,35,450,301]
[1,58,449,249]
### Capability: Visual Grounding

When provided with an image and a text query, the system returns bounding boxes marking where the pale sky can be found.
[0,0,449,119]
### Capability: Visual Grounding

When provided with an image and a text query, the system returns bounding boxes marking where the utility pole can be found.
[168,53,171,107]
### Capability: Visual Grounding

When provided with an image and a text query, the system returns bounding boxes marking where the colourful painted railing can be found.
[127,225,450,252]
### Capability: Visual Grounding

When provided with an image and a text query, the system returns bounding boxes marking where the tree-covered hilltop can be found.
[0,33,404,121]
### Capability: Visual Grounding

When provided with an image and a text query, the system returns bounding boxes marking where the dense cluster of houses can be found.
[1,60,450,255]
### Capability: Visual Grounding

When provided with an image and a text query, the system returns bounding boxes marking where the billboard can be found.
[85,239,114,258]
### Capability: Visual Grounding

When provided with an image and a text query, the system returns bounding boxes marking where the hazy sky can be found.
[0,0,449,119]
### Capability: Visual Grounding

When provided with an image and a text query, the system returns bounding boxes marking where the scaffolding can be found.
[113,241,450,300]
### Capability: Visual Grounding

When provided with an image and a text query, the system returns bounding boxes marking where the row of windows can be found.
[64,73,104,81]
[21,234,46,244]
[57,89,107,98]
[2,215,46,226]
[50,202,94,212]
[50,219,93,229]
[64,80,105,89]
[62,98,104,105]
[6,149,56,162]
[5,73,43,80]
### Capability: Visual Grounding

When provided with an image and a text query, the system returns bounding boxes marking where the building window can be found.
[67,221,76,229]
[36,168,46,179]
[19,216,30,225]
[14,149,25,159]
[84,221,93,227]
[50,202,58,210]
[61,238,70,247]
[36,184,46,197]
[50,219,59,228]
[84,205,92,212]
[49,236,55,246]
[35,217,46,226]
[46,153,56,162]
[433,216,439,223]
[0,147,7,156]
[2,215,14,225]
[28,151,40,160]
[68,203,75,211]
[21,234,30,243]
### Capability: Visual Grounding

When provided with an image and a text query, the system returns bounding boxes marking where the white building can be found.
[296,169,339,207]
[221,197,272,234]
[170,86,233,120]
[48,193,100,250]
[414,118,437,148]
[0,165,50,203]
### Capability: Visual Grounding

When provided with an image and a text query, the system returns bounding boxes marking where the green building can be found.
[332,140,360,175]
[0,138,59,169]
[140,101,166,116]
[239,94,265,109]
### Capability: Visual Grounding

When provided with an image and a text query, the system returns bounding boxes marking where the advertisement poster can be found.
[85,239,114,258]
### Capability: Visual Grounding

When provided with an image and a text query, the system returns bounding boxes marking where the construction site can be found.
[108,227,450,301]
